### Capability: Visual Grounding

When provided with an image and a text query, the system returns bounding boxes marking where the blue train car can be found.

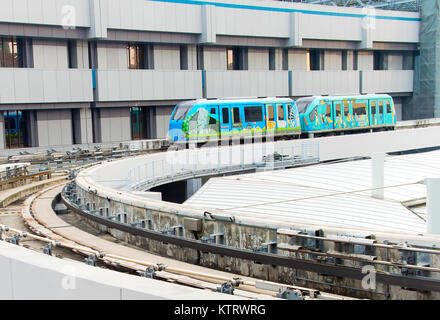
[169,98,301,143]
[297,94,396,134]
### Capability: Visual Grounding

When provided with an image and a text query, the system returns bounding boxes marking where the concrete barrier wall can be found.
[0,240,237,300]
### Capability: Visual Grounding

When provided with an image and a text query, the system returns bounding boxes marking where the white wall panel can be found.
[96,70,202,102]
[154,45,180,70]
[291,71,359,96]
[0,69,93,104]
[205,71,289,98]
[324,51,342,71]
[100,108,131,143]
[362,70,413,94]
[288,50,308,71]
[358,52,373,71]
[33,40,69,69]
[0,0,90,27]
[37,109,72,147]
[248,49,269,71]
[204,46,227,71]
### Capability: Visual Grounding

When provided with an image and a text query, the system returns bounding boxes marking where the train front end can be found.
[168,101,195,143]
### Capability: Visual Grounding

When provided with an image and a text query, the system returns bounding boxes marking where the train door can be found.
[220,106,232,139]
[231,105,243,137]
[352,99,368,128]
[334,102,343,129]
[369,100,378,126]
[243,105,265,135]
[377,100,385,125]
[319,102,334,131]
[342,100,352,129]
[207,106,220,140]
[265,104,276,134]
[276,104,287,134]
[384,99,395,124]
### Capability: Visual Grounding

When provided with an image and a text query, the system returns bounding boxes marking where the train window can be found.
[343,102,349,115]
[296,98,314,114]
[335,104,341,117]
[379,101,384,114]
[287,104,293,120]
[244,106,263,123]
[233,107,241,124]
[386,101,392,114]
[309,108,317,122]
[326,104,331,117]
[277,105,285,121]
[267,105,275,121]
[222,108,230,123]
[371,101,376,115]
[353,103,367,116]
[172,102,194,120]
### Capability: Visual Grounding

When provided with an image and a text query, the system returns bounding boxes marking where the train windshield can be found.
[172,102,194,121]
[296,98,315,114]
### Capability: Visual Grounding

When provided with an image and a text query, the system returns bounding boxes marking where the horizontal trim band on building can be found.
[147,0,421,21]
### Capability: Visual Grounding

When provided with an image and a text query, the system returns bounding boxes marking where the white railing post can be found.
[371,153,385,200]
[423,178,440,235]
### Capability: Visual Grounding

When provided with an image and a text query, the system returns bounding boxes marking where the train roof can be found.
[185,97,294,106]
[296,94,392,102]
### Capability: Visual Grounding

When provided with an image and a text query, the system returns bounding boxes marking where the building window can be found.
[308,49,323,71]
[130,107,147,140]
[227,47,247,70]
[342,50,348,70]
[4,110,28,149]
[282,49,288,70]
[0,37,21,68]
[269,48,276,71]
[180,45,188,70]
[353,50,358,70]
[197,45,204,70]
[128,44,145,69]
[374,51,388,70]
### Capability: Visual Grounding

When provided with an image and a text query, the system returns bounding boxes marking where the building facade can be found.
[0,0,420,150]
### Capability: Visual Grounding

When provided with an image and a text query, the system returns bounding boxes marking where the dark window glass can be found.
[379,101,384,114]
[227,47,247,70]
[0,37,21,68]
[342,50,347,70]
[269,48,275,71]
[371,101,376,115]
[128,44,145,69]
[222,108,230,123]
[210,108,216,114]
[130,107,147,140]
[386,101,392,114]
[233,108,241,124]
[244,106,263,122]
[4,110,27,149]
[277,105,285,121]
[180,45,188,70]
[353,103,367,116]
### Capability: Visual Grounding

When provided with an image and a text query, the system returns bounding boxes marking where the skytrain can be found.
[168,94,396,143]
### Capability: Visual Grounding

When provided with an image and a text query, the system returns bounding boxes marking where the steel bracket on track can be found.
[216,281,235,295]
[276,289,304,300]
[42,243,52,256]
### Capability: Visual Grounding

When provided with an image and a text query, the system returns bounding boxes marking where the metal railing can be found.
[125,141,320,192]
